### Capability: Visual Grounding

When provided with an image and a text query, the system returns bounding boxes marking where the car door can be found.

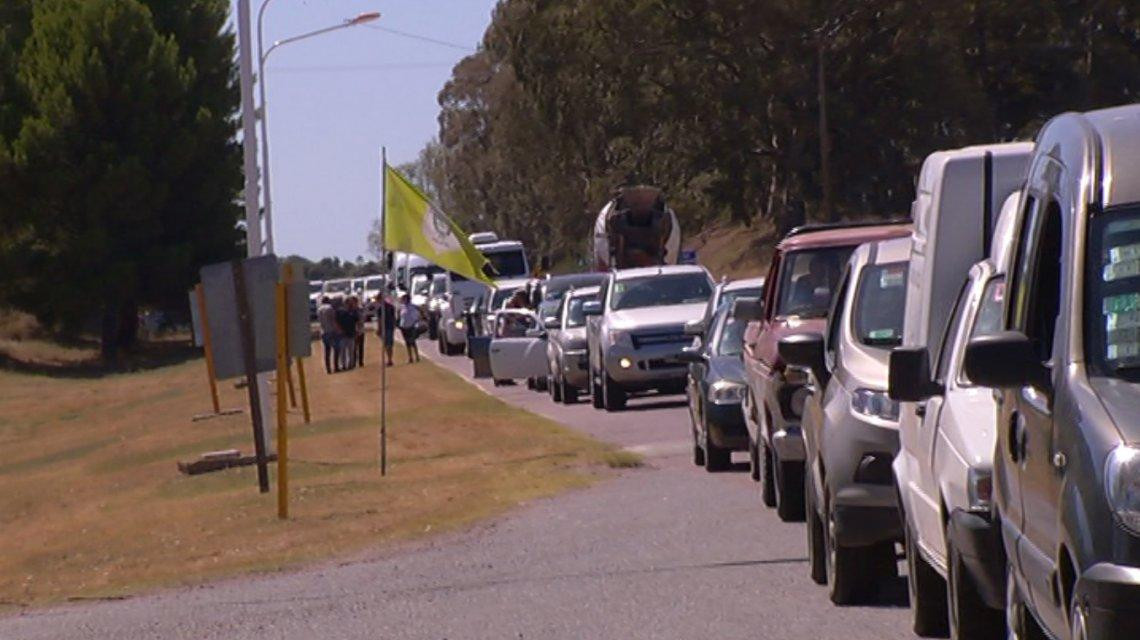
[489,335,550,380]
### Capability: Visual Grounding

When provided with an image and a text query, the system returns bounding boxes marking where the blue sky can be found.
[230,0,498,261]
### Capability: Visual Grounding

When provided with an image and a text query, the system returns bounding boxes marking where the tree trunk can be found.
[100,298,138,364]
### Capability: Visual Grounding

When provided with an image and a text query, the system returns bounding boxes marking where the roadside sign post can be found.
[380,146,388,476]
[232,260,271,494]
[193,284,221,414]
[286,359,298,408]
[275,273,290,519]
[295,355,311,424]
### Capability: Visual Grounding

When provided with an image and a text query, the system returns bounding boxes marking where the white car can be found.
[585,265,714,411]
[487,309,547,385]
[437,237,530,355]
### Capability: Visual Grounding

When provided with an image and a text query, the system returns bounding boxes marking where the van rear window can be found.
[1087,207,1140,378]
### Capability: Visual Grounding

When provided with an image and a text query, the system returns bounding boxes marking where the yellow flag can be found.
[383,165,493,285]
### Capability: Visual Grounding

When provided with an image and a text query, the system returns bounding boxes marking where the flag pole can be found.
[379,146,388,476]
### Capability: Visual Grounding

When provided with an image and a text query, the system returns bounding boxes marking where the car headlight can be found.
[454,319,465,330]
[850,388,900,422]
[709,380,745,405]
[608,330,631,347]
[966,467,993,512]
[1105,445,1140,536]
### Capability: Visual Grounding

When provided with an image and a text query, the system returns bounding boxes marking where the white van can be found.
[437,237,530,356]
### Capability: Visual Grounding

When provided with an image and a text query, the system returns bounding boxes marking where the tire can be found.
[905,521,949,637]
[947,533,1003,640]
[704,423,731,472]
[774,458,805,521]
[563,383,579,404]
[1005,563,1048,640]
[806,478,828,585]
[534,375,548,392]
[590,368,604,409]
[759,441,777,507]
[526,377,535,390]
[437,333,446,355]
[748,441,761,482]
[692,425,706,467]
[602,371,626,412]
[550,375,563,402]
[825,504,867,605]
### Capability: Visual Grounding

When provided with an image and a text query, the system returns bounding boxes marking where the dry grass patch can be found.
[0,333,617,608]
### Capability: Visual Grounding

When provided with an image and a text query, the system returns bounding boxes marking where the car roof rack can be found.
[785,217,911,238]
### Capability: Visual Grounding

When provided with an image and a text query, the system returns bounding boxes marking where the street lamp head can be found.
[347,12,381,26]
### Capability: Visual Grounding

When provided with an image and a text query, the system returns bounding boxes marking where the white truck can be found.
[888,141,1032,637]
[436,233,530,356]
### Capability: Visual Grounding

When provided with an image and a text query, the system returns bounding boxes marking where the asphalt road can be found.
[0,342,914,640]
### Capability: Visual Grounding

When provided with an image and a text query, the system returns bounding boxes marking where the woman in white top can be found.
[397,294,423,363]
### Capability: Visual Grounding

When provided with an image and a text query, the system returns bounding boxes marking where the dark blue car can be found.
[681,301,751,471]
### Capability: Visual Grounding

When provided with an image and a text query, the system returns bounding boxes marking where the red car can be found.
[740,221,910,521]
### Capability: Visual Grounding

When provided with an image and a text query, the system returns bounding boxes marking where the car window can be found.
[1014,200,1063,363]
[484,250,528,278]
[936,281,971,383]
[1086,205,1140,379]
[714,315,748,357]
[609,273,712,310]
[491,287,519,310]
[564,295,596,328]
[957,277,1006,385]
[720,287,764,313]
[851,261,908,347]
[825,266,851,368]
[775,246,855,318]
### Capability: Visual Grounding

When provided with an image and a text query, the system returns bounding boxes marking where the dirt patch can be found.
[0,333,615,607]
[687,219,776,280]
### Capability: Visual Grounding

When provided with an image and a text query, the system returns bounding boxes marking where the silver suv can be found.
[585,265,713,411]
[779,237,910,604]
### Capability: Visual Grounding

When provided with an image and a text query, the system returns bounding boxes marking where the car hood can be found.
[607,303,707,330]
[708,355,746,384]
[1089,377,1140,442]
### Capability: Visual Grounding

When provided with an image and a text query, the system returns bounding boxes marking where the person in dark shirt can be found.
[375,294,396,366]
[335,298,360,371]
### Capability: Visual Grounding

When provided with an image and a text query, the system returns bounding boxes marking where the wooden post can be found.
[195,284,221,414]
[233,260,270,494]
[275,280,289,519]
[295,356,311,423]
[286,357,298,408]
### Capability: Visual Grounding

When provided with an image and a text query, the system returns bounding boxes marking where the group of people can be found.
[316,296,367,373]
[319,292,425,373]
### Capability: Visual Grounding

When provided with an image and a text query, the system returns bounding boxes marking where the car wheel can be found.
[947,532,1003,640]
[563,381,579,404]
[774,457,805,522]
[905,521,949,637]
[805,475,827,585]
[758,441,777,507]
[526,377,535,390]
[1069,590,1088,640]
[437,332,446,355]
[534,375,548,392]
[825,502,867,605]
[590,367,604,409]
[602,371,626,412]
[550,375,563,402]
[748,440,760,482]
[692,423,705,467]
[703,413,730,472]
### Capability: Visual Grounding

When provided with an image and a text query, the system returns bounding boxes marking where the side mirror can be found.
[964,331,1050,391]
[888,346,944,402]
[543,317,561,330]
[677,347,706,364]
[582,300,602,316]
[778,333,828,386]
[733,298,764,322]
[684,319,706,336]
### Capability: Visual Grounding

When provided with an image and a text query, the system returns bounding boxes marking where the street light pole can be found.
[255,11,381,256]
[236,0,262,257]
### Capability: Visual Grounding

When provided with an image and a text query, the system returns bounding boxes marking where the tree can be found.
[6,0,241,360]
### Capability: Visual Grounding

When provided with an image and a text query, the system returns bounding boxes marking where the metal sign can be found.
[200,256,279,380]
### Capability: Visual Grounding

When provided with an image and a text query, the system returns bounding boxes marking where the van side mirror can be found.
[888,347,944,402]
[964,332,1050,391]
[543,317,561,330]
[733,298,764,322]
[684,319,706,336]
[778,333,828,387]
[582,300,602,316]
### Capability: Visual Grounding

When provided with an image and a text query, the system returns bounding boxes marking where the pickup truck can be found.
[741,221,910,521]
[584,265,713,411]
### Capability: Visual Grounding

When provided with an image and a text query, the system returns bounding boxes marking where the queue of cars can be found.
[423,103,1140,640]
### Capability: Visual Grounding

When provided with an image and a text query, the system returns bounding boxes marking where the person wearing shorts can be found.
[397,294,421,363]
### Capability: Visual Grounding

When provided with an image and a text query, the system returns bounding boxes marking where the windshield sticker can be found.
[1103,293,1140,315]
[1107,341,1140,362]
[1103,259,1140,283]
[868,328,896,340]
[1108,242,1140,264]
[1107,310,1140,331]
[879,267,905,288]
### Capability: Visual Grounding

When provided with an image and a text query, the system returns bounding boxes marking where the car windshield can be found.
[565,295,597,328]
[539,299,561,319]
[720,286,764,313]
[852,261,908,347]
[714,315,747,357]
[365,278,383,290]
[309,282,322,293]
[430,278,446,295]
[413,278,430,296]
[325,281,350,293]
[1086,205,1140,380]
[775,247,854,317]
[495,313,536,337]
[484,250,528,278]
[610,273,712,310]
[491,287,519,310]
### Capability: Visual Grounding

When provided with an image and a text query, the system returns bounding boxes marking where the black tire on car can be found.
[759,441,777,507]
[703,413,731,472]
[825,504,866,605]
[905,521,949,637]
[805,477,827,585]
[748,440,760,482]
[774,458,805,521]
[563,380,579,404]
[550,374,563,402]
[947,533,1003,640]
[1005,562,1048,640]
[692,426,705,467]
[590,368,604,409]
[602,371,626,412]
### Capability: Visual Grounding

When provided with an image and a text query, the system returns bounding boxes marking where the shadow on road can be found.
[622,398,688,412]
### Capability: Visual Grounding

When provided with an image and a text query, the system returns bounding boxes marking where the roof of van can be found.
[778,222,911,251]
[871,237,912,264]
[916,142,1034,195]
[1064,104,1140,207]
[476,240,525,252]
[612,264,710,280]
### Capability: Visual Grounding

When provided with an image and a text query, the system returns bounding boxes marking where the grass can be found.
[0,333,623,608]
[601,450,644,469]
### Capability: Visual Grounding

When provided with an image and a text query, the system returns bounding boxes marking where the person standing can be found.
[352,297,366,367]
[317,296,340,374]
[376,293,396,366]
[335,297,360,371]
[397,294,422,363]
